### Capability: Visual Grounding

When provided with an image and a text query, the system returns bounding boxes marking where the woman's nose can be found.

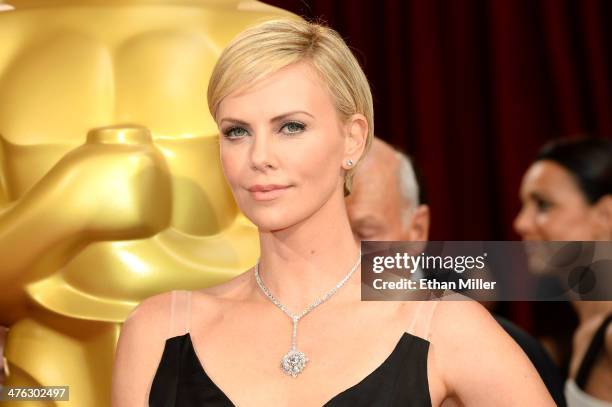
[250,133,276,171]
[513,205,533,239]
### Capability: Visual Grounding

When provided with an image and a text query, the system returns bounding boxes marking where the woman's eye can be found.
[535,198,552,212]
[280,121,305,135]
[224,127,249,139]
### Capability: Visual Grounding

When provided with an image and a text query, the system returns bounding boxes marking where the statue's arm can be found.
[0,126,172,283]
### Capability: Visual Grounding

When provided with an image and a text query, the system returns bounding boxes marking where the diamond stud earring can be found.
[346,159,354,167]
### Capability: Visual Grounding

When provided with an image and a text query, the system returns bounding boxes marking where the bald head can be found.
[346,138,429,241]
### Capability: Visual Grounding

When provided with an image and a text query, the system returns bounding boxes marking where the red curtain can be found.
[264,0,612,241]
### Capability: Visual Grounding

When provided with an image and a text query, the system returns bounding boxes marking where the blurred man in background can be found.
[346,137,429,241]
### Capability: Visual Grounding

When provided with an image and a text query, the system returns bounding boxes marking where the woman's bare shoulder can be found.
[119,292,175,341]
[430,295,526,359]
[433,294,497,335]
[428,296,555,406]
[111,291,176,406]
[118,282,243,345]
[405,292,495,340]
[112,274,254,407]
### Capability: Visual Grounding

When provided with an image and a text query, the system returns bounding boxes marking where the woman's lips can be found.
[247,184,292,201]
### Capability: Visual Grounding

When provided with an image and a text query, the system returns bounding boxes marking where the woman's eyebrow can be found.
[219,117,250,127]
[270,110,314,122]
[529,191,548,201]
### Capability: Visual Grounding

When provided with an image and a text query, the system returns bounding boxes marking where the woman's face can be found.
[514,160,605,240]
[216,62,359,232]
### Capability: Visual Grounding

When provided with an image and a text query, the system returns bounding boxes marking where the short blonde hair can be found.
[207,18,374,195]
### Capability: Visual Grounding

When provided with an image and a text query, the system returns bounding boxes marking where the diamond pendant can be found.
[280,349,308,377]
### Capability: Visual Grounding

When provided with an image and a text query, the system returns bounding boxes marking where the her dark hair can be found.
[536,137,612,204]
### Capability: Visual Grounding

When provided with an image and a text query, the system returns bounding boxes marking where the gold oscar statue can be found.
[0,1,293,405]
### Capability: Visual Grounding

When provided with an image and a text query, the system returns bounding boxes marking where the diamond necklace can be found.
[254,253,362,378]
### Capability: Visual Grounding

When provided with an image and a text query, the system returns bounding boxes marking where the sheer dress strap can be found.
[407,301,425,334]
[167,290,192,338]
[408,300,440,341]
[423,300,439,341]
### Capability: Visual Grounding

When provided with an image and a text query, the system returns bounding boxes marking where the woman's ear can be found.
[593,195,612,239]
[343,113,368,164]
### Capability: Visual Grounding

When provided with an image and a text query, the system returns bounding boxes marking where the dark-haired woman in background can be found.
[515,137,612,406]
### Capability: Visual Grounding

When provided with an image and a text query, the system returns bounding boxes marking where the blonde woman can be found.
[112,19,554,406]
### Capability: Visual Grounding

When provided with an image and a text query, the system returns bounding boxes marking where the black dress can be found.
[148,291,433,407]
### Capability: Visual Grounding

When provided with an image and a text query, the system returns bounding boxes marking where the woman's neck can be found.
[571,301,612,322]
[255,193,361,311]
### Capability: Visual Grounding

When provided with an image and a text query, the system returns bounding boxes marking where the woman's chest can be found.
[177,302,443,406]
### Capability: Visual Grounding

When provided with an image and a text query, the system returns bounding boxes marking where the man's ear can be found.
[593,195,612,239]
[407,204,430,241]
[343,113,368,164]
